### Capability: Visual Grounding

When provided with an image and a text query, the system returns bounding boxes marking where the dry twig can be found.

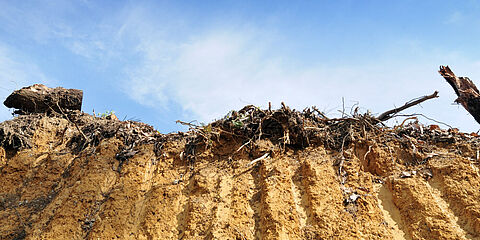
[376,91,439,121]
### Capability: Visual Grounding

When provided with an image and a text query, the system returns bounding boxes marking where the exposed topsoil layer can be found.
[1,105,480,240]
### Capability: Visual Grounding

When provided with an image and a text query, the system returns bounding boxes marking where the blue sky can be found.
[1,0,480,133]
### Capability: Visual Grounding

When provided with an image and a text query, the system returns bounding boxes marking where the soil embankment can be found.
[1,106,480,239]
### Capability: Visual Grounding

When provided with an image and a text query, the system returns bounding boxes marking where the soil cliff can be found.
[1,106,480,240]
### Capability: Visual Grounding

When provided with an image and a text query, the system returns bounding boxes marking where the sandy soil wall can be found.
[1,115,480,239]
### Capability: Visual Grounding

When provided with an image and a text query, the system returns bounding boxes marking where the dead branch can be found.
[376,91,439,122]
[439,65,480,124]
[175,120,200,128]
[312,106,329,120]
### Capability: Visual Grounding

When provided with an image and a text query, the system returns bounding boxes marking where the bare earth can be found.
[1,112,480,240]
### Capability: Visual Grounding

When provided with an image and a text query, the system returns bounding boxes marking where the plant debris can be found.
[179,104,379,154]
[2,101,480,173]
[178,103,480,164]
[0,114,44,150]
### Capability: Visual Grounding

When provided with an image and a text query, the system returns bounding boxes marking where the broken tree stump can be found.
[439,65,480,124]
[3,84,83,114]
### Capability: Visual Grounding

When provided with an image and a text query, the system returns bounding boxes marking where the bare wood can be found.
[439,65,480,124]
[376,91,439,122]
[3,84,83,114]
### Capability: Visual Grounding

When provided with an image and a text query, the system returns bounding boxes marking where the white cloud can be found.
[121,24,480,132]
[5,2,478,133]
[125,29,412,116]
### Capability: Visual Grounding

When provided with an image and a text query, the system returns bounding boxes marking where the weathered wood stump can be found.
[3,84,83,114]
[439,65,480,124]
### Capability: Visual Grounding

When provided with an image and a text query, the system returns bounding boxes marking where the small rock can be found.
[401,170,417,178]
[344,193,360,205]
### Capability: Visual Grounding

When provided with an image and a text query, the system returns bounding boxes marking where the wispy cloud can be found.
[0,2,447,124]
[0,0,110,59]
[68,40,106,59]
[445,11,465,24]
[119,20,480,132]
[2,1,480,133]
[122,27,427,118]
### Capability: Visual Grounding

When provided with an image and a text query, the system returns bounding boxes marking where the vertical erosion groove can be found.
[387,177,470,240]
[177,167,218,239]
[376,184,410,240]
[258,157,302,239]
[208,174,234,239]
[300,155,344,238]
[291,163,308,231]
[250,166,263,239]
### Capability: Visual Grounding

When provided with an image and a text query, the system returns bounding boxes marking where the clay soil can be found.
[1,109,480,240]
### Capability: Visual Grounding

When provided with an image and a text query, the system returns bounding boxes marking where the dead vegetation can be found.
[0,114,44,150]
[2,98,479,173]
[179,104,378,156]
[0,74,472,172]
[1,65,478,169]
[177,101,480,167]
[0,110,173,176]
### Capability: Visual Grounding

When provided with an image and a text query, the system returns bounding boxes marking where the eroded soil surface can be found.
[1,108,480,239]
